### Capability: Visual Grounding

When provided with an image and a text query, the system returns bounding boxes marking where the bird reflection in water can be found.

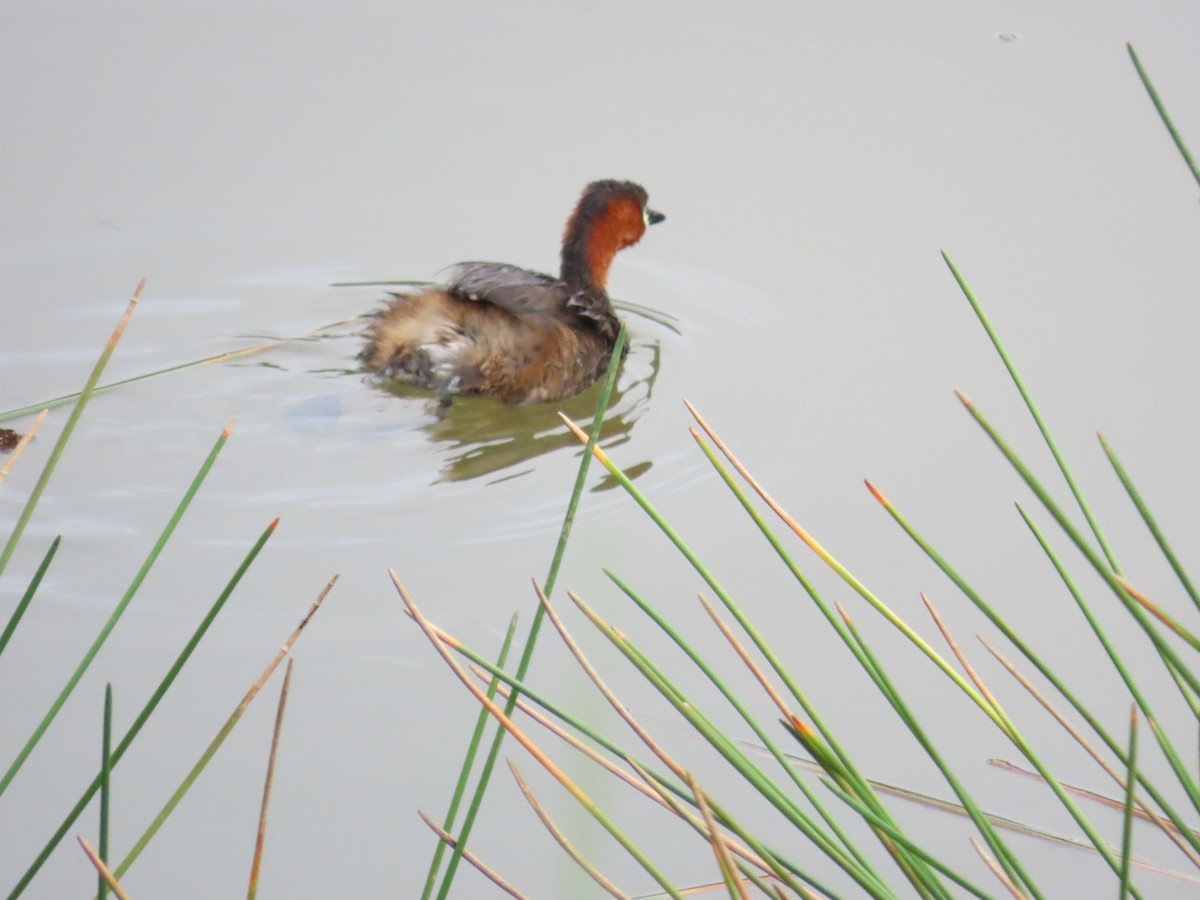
[376,339,661,485]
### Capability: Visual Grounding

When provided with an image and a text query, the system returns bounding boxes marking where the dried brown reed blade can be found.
[247,657,295,900]
[77,837,131,900]
[392,571,598,809]
[465,662,777,880]
[507,760,630,900]
[626,757,810,899]
[686,770,749,900]
[109,575,335,884]
[696,594,793,721]
[920,593,1004,715]
[979,639,1200,872]
[970,836,1024,900]
[0,409,49,485]
[1115,576,1193,640]
[533,579,686,782]
[681,401,822,555]
[416,811,529,899]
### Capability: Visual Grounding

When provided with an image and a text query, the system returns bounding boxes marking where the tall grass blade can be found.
[0,317,363,425]
[980,638,1200,871]
[760,746,1195,876]
[941,254,1119,572]
[0,280,143,581]
[110,575,334,884]
[838,606,1037,897]
[1100,433,1200,612]
[684,770,749,900]
[1126,43,1200,190]
[816,778,995,900]
[419,613,518,899]
[0,535,60,660]
[958,393,1200,704]
[1121,707,1140,899]
[396,574,686,900]
[567,591,896,899]
[873,472,1200,858]
[446,626,838,896]
[533,579,845,896]
[627,757,823,899]
[430,325,627,899]
[0,421,234,799]
[683,406,1140,888]
[99,684,113,900]
[8,517,278,899]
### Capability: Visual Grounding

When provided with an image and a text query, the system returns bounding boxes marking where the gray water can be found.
[2,2,1199,897]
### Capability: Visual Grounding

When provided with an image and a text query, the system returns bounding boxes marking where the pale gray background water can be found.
[2,2,1199,897]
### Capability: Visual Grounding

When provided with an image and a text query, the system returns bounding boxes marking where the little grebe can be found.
[362,179,664,405]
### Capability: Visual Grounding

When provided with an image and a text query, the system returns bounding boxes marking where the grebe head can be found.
[560,179,664,292]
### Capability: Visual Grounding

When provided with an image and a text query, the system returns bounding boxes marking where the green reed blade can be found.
[400,579,686,900]
[1015,506,1200,852]
[873,472,1200,859]
[1127,43,1200,190]
[0,317,365,425]
[420,612,518,900]
[685,429,932,839]
[603,567,887,889]
[0,421,233,800]
[959,395,1200,704]
[578,573,883,892]
[683,423,976,889]
[0,535,60,660]
[1121,708,1140,900]
[942,253,1119,573]
[431,325,627,900]
[99,684,112,900]
[861,498,1145,888]
[1099,433,1200,613]
[109,575,333,886]
[867,470,1200,857]
[570,593,897,900]
[818,779,995,900]
[637,762,806,900]
[839,608,1039,898]
[688,409,1151,887]
[573,405,989,894]
[580,422,901,878]
[7,517,278,899]
[431,621,828,894]
[0,281,142,580]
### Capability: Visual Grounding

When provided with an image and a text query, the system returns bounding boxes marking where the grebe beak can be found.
[646,208,666,226]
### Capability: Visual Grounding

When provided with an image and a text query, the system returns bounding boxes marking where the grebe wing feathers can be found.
[442,262,568,317]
